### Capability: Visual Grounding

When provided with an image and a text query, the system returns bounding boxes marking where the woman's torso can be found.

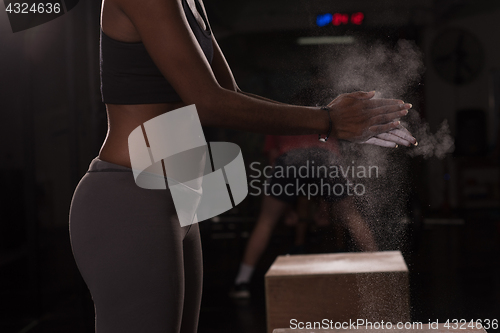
[98,0,211,168]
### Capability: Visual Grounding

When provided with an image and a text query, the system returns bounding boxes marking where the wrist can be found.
[318,106,332,142]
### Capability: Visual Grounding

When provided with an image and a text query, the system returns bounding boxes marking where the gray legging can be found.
[69,157,202,333]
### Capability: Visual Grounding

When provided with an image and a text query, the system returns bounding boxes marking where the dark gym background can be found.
[1,0,499,332]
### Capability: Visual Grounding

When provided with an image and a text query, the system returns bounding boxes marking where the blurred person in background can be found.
[230,81,380,298]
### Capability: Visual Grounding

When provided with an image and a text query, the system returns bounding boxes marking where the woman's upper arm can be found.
[118,0,222,107]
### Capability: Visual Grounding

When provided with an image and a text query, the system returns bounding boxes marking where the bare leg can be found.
[332,197,378,251]
[242,195,291,266]
[293,196,309,246]
[283,208,299,226]
[313,199,330,227]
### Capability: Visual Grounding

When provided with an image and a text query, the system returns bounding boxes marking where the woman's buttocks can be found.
[68,161,185,281]
[68,159,199,318]
[69,161,180,234]
[99,102,186,168]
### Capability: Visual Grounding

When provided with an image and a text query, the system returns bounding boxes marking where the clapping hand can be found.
[326,91,417,147]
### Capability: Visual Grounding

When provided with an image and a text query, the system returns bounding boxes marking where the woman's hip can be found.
[68,157,197,280]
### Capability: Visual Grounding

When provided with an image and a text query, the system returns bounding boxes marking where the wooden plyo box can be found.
[273,323,487,333]
[265,251,410,333]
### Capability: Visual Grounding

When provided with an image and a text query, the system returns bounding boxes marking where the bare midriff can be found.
[98,102,186,168]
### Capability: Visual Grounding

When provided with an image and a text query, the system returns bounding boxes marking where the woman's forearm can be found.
[198,87,329,136]
[237,89,288,105]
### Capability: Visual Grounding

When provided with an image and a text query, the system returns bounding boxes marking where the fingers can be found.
[368,121,400,136]
[361,124,417,148]
[362,137,398,148]
[328,91,418,144]
[369,110,408,126]
[388,128,417,145]
[364,99,408,109]
[370,103,412,116]
[375,132,412,146]
[347,90,376,99]
[393,125,411,135]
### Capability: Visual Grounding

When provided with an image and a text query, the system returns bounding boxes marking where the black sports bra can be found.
[100,0,214,104]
